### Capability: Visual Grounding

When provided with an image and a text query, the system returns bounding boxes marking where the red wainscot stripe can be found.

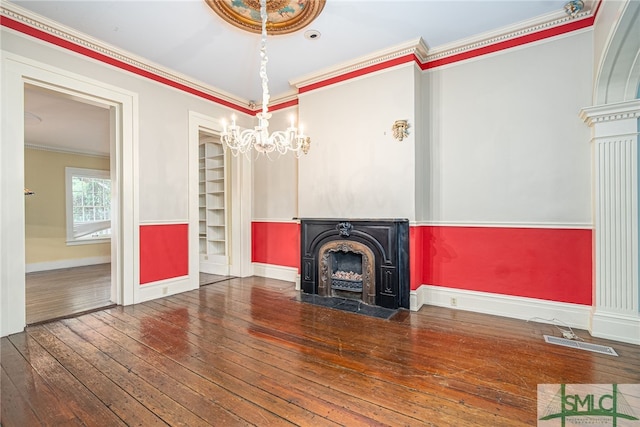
[0,16,253,115]
[252,221,300,269]
[410,225,592,305]
[140,224,189,285]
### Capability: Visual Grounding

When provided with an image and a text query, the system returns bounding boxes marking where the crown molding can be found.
[265,90,299,112]
[1,0,253,114]
[425,6,594,63]
[25,143,109,159]
[291,37,428,93]
[2,0,599,106]
[292,3,596,93]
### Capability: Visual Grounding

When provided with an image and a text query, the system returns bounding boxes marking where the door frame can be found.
[188,111,253,280]
[1,53,138,336]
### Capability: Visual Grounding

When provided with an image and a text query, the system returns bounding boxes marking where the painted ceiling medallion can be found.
[205,0,325,35]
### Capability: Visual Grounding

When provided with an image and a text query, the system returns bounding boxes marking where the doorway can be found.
[197,129,232,285]
[24,84,114,323]
[188,111,253,286]
[1,56,137,336]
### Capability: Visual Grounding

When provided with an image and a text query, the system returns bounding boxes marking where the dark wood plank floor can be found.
[3,276,639,426]
[26,264,112,324]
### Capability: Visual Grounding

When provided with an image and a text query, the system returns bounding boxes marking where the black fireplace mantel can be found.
[299,218,410,309]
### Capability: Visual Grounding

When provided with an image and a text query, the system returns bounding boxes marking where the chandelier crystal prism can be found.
[220,0,310,157]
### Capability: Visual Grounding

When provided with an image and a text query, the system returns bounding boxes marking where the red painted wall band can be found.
[251,221,300,269]
[410,225,592,305]
[251,221,592,305]
[298,54,416,94]
[268,98,299,112]
[139,224,189,285]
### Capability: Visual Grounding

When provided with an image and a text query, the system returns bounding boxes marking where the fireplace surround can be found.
[300,219,409,310]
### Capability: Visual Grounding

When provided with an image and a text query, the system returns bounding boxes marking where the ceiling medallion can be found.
[205,0,326,35]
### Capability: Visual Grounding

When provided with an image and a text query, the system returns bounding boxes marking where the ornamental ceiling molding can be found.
[425,5,595,63]
[292,38,429,93]
[205,0,326,35]
[2,0,599,109]
[1,1,252,113]
[293,3,597,92]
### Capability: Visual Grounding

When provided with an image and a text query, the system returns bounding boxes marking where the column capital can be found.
[580,99,640,127]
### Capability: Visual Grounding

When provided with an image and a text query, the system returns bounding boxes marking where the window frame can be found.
[65,167,111,245]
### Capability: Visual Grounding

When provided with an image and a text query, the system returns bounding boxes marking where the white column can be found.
[581,100,640,345]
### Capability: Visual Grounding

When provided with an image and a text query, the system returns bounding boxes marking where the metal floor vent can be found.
[543,335,618,356]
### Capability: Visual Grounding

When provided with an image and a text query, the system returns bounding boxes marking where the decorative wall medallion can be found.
[205,0,326,35]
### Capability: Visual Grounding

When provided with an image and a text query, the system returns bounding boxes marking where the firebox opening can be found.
[331,250,363,300]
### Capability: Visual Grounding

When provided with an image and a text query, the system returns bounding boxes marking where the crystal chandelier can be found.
[220,0,311,157]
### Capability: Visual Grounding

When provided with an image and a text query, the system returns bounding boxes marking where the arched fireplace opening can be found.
[318,240,375,305]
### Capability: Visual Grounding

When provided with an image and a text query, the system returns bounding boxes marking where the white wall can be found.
[413,65,427,222]
[420,30,593,227]
[297,64,418,220]
[252,106,299,221]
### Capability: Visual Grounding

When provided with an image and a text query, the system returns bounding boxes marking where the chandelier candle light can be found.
[220,0,311,157]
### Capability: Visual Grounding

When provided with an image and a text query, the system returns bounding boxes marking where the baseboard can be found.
[26,256,111,273]
[411,284,591,330]
[252,263,299,283]
[199,262,230,276]
[138,275,197,302]
[591,310,640,345]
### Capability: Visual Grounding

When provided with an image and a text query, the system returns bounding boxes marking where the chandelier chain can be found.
[220,0,310,158]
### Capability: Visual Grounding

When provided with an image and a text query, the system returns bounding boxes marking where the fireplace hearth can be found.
[300,219,409,310]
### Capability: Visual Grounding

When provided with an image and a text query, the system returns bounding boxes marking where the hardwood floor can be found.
[199,272,232,286]
[25,264,113,325]
[3,276,639,426]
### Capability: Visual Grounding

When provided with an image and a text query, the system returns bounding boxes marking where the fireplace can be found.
[300,219,409,309]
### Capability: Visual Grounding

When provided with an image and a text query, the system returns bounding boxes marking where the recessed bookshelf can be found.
[198,133,228,261]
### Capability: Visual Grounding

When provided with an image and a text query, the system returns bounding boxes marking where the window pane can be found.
[84,207,94,221]
[73,206,83,222]
[73,191,83,206]
[94,185,103,205]
[69,170,112,243]
[72,177,85,192]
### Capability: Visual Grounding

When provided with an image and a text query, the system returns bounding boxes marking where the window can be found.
[65,167,111,244]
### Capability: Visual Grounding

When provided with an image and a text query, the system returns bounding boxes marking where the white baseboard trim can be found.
[591,310,640,345]
[411,285,591,330]
[26,256,111,273]
[138,275,197,303]
[252,263,299,283]
[199,262,230,276]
